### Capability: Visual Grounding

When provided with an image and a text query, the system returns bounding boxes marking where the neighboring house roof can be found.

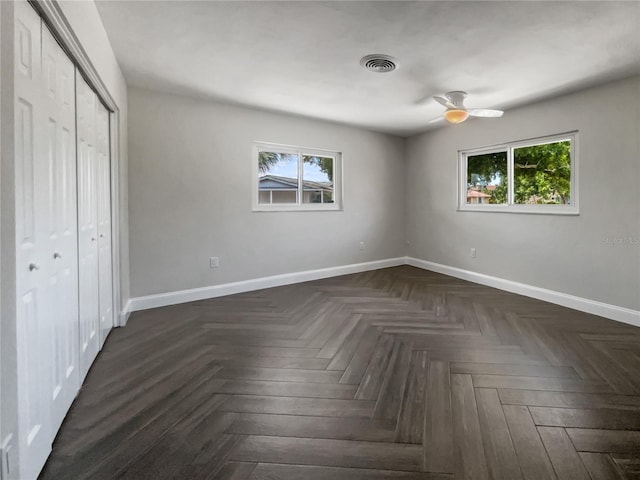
[259,175,332,191]
[466,190,492,198]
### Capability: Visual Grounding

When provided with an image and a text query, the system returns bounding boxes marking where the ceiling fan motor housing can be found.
[446,91,468,108]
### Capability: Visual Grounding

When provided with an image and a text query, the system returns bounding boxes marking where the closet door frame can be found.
[32,0,124,327]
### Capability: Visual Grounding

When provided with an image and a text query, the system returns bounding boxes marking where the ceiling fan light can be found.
[444,109,469,124]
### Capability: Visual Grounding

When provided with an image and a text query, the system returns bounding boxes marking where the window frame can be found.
[252,142,343,212]
[458,132,579,215]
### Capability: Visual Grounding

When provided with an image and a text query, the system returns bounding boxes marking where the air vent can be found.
[360,54,397,73]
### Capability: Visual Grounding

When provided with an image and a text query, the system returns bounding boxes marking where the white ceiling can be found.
[95,1,640,137]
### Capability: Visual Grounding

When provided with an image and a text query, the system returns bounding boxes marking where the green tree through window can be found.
[513,141,571,204]
[467,152,508,204]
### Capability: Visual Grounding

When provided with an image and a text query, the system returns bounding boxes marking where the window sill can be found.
[458,205,579,215]
[253,204,343,212]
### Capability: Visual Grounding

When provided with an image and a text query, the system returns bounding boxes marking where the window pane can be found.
[258,191,271,204]
[513,140,571,205]
[302,155,334,204]
[258,151,299,204]
[271,191,297,204]
[466,152,507,205]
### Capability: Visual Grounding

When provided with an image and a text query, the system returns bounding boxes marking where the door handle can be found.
[99,234,104,238]
[91,237,96,242]
[53,252,62,259]
[29,263,40,271]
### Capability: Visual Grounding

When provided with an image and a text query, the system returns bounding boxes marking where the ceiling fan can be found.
[431,91,504,124]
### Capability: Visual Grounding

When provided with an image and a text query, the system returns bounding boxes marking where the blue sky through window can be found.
[260,154,331,182]
[260,153,298,179]
[304,161,330,183]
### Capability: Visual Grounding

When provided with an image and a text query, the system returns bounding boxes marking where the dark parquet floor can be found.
[40,266,640,479]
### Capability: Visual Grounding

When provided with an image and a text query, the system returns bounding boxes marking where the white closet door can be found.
[13,3,114,478]
[42,24,80,433]
[76,72,100,381]
[96,102,113,346]
[14,3,53,478]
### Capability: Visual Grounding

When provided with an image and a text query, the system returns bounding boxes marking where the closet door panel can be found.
[42,24,80,433]
[96,102,113,346]
[14,3,53,478]
[76,72,100,381]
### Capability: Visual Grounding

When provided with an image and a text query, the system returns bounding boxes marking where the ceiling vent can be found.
[360,54,397,73]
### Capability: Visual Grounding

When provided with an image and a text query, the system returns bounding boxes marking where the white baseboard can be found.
[123,255,639,328]
[407,257,640,328]
[119,299,132,326]
[127,257,406,313]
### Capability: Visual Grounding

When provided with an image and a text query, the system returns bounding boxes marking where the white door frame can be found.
[30,0,124,326]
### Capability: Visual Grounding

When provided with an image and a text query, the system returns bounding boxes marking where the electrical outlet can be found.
[209,256,219,268]
[470,248,477,258]
[359,241,366,251]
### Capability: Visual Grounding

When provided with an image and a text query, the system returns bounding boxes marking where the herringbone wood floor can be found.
[40,266,640,479]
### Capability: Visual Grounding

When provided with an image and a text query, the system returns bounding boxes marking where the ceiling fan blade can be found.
[434,96,456,109]
[468,108,504,118]
[427,116,444,124]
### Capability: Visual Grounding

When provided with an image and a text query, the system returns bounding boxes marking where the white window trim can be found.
[458,131,579,215]
[252,142,343,212]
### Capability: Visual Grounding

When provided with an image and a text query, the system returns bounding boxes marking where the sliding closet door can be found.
[96,102,113,346]
[76,72,100,380]
[42,24,81,433]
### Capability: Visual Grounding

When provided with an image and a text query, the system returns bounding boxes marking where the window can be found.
[459,132,578,214]
[253,142,342,211]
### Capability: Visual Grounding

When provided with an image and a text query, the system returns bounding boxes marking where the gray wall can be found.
[405,76,640,311]
[128,88,406,297]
